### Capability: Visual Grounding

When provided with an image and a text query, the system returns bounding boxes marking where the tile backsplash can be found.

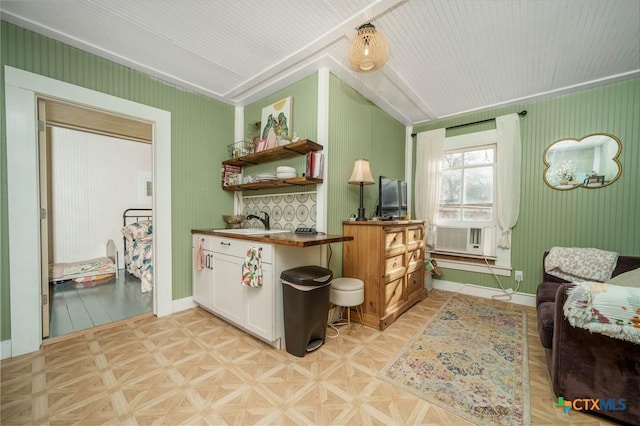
[242,191,317,230]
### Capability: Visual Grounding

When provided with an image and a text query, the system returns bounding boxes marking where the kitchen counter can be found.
[191,229,353,247]
[342,219,425,226]
[191,228,351,349]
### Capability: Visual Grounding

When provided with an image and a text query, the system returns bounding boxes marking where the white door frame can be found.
[5,66,172,357]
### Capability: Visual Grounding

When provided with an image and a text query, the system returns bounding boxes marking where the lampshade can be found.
[349,159,375,185]
[348,23,388,72]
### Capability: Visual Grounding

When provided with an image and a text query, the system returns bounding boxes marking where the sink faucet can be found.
[247,211,270,230]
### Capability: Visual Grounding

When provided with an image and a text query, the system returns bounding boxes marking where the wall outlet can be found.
[515,270,523,281]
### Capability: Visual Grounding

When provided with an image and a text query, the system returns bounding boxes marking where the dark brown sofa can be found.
[536,252,640,425]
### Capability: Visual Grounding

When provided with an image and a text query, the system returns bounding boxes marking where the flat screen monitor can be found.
[379,176,408,219]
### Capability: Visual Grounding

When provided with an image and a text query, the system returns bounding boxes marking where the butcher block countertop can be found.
[191,229,353,248]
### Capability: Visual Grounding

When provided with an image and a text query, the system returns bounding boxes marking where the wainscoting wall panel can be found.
[49,127,151,269]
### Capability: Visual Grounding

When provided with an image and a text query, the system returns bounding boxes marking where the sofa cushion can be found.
[537,301,555,348]
[605,267,640,288]
[536,281,560,307]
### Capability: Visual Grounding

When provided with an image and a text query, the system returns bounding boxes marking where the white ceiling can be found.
[2,0,639,125]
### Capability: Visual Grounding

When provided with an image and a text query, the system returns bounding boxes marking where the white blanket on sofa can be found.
[545,247,618,282]
[564,281,640,344]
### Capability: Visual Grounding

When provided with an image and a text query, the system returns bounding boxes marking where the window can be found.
[438,146,495,225]
[432,132,504,271]
[416,118,520,277]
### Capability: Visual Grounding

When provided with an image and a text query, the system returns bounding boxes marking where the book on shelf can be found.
[221,164,242,186]
[305,151,324,179]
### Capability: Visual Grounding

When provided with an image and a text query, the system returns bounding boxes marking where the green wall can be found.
[413,78,640,294]
[0,21,405,342]
[0,21,235,340]
[241,73,405,275]
[326,74,406,274]
[242,74,318,195]
[7,18,630,341]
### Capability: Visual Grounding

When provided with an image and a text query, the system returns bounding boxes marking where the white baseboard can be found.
[1,339,12,360]
[172,296,197,313]
[432,280,536,307]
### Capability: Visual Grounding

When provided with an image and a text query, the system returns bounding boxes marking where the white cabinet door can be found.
[193,235,283,347]
[212,252,245,325]
[244,263,273,340]
[193,236,214,310]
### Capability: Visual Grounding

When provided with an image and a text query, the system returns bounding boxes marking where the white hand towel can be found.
[195,239,204,270]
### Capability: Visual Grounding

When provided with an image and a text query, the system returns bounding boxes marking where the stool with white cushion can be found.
[329,277,364,334]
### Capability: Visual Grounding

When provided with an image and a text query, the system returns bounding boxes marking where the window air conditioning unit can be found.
[435,226,496,257]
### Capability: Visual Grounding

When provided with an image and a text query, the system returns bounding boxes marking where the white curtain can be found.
[414,128,445,247]
[495,114,522,248]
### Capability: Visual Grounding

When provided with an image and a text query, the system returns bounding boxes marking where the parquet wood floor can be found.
[1,290,617,425]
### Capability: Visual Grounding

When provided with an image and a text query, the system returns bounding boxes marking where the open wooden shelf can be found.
[222,176,322,192]
[221,139,323,191]
[222,139,322,167]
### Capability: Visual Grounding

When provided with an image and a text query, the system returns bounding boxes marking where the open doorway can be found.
[6,66,173,357]
[40,99,154,339]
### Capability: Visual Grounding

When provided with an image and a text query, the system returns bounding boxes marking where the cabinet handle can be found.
[220,241,231,246]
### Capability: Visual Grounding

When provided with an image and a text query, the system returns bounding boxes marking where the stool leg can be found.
[347,306,351,335]
[355,305,364,328]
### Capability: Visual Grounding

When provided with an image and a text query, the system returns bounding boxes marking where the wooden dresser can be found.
[342,220,426,330]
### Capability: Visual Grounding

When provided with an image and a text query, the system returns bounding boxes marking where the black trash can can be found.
[281,265,333,357]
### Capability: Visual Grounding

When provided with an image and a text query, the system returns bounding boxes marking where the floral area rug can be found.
[378,295,530,426]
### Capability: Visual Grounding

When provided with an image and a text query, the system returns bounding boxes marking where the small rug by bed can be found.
[378,295,530,426]
[73,275,114,289]
[54,274,115,289]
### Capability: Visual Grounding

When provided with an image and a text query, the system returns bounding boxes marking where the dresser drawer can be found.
[407,226,424,250]
[407,268,423,296]
[384,276,404,311]
[384,228,406,256]
[384,253,405,278]
[407,248,424,272]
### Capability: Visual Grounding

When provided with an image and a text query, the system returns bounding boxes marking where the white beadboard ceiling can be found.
[2,0,639,125]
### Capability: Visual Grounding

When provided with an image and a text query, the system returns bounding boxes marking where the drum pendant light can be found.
[348,23,389,72]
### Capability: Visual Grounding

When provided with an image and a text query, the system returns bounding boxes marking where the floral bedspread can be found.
[121,220,153,293]
[563,281,640,344]
[125,238,153,293]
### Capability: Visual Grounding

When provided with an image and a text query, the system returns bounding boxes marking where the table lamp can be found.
[348,159,375,221]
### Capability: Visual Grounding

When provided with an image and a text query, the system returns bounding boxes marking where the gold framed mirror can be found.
[543,133,622,190]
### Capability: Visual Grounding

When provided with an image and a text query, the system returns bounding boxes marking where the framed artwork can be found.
[261,96,292,149]
[137,171,152,206]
